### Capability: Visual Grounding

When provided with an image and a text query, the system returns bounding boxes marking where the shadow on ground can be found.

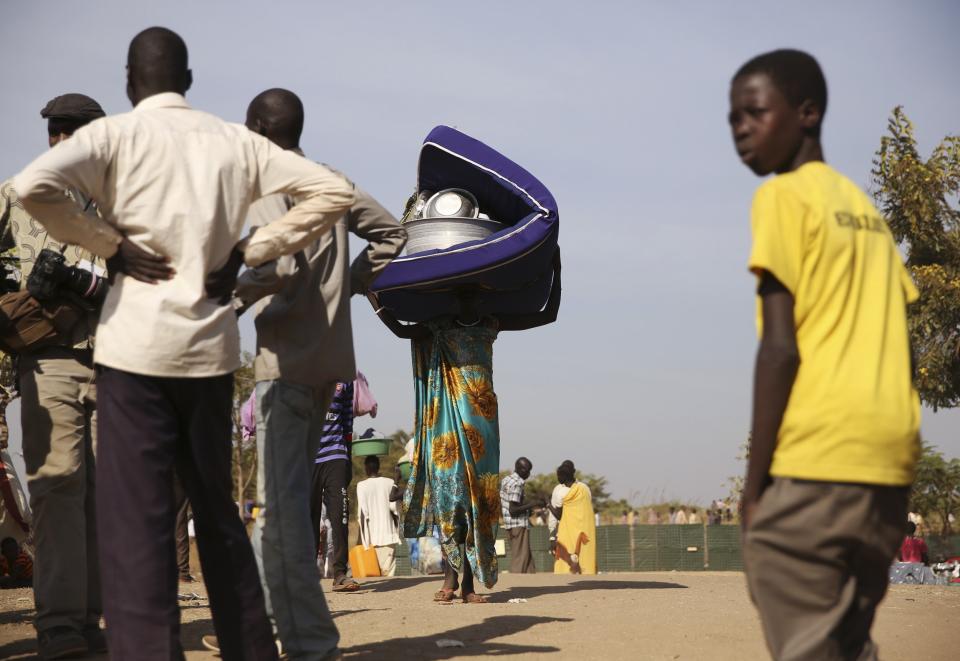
[0,638,36,661]
[0,639,108,661]
[489,579,686,602]
[0,607,33,626]
[181,618,215,653]
[355,576,441,593]
[343,615,570,659]
[0,618,209,661]
[0,607,36,660]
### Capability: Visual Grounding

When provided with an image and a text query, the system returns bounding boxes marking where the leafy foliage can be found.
[231,352,257,505]
[910,442,960,536]
[872,107,960,409]
[725,434,751,506]
[520,469,634,519]
[521,471,557,505]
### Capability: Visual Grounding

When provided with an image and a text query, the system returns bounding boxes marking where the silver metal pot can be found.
[404,216,502,255]
[423,189,479,219]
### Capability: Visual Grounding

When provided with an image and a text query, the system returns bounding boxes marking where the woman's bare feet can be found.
[434,565,460,602]
[433,588,457,602]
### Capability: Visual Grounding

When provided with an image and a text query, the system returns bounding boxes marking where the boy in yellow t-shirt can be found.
[729,49,920,660]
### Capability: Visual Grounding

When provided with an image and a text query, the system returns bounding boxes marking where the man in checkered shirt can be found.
[500,457,543,573]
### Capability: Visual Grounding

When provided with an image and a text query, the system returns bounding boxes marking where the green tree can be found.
[521,471,557,506]
[232,352,257,506]
[872,107,960,410]
[726,434,751,506]
[519,468,635,523]
[577,472,612,510]
[910,443,960,536]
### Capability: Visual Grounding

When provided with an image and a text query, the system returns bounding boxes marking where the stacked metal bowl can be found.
[403,188,502,255]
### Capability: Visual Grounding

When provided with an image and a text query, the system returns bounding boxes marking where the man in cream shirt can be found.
[14,27,354,661]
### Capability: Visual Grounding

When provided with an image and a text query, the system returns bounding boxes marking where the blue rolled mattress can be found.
[370,125,558,322]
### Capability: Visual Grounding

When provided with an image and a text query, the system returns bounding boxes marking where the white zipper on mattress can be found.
[417,141,551,217]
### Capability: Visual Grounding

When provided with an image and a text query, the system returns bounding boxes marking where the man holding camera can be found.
[0,93,109,659]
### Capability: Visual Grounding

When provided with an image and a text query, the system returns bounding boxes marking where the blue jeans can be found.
[252,379,338,659]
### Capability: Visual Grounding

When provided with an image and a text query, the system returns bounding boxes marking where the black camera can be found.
[27,248,107,308]
[0,256,19,295]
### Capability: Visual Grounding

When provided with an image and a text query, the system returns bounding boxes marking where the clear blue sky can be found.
[2,0,958,503]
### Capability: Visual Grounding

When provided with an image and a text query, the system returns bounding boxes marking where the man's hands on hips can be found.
[107,237,175,284]
[205,245,246,305]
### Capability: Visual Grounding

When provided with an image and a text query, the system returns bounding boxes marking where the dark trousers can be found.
[96,366,277,661]
[173,474,190,577]
[310,458,351,579]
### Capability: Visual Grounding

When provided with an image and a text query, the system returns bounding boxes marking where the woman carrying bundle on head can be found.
[369,247,560,603]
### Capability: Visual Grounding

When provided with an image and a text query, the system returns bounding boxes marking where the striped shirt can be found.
[500,472,529,529]
[315,381,354,464]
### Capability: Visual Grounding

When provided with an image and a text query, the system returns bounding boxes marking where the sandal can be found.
[433,588,457,602]
[462,592,489,604]
[332,577,360,592]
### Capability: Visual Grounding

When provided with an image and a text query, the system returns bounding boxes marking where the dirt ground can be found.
[0,572,957,660]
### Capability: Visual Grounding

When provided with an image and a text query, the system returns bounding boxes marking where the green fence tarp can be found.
[383,525,756,576]
[706,524,743,571]
[927,535,960,560]
[362,526,960,577]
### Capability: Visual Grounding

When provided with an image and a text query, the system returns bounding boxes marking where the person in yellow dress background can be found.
[550,463,596,575]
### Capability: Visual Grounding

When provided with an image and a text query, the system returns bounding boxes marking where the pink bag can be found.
[353,371,378,418]
[240,391,256,442]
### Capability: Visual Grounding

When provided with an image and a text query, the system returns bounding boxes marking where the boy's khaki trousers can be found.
[744,478,907,661]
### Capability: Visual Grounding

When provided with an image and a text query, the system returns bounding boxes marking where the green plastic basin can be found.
[352,438,390,457]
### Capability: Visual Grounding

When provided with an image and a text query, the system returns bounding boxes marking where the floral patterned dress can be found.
[402,317,501,588]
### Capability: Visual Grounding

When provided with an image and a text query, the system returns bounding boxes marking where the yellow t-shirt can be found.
[748,162,920,486]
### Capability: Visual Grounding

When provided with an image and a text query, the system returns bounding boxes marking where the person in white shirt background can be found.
[356,456,400,576]
[548,460,575,550]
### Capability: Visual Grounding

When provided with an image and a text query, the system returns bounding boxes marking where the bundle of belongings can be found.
[370,125,559,321]
[933,559,960,584]
[888,559,959,586]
